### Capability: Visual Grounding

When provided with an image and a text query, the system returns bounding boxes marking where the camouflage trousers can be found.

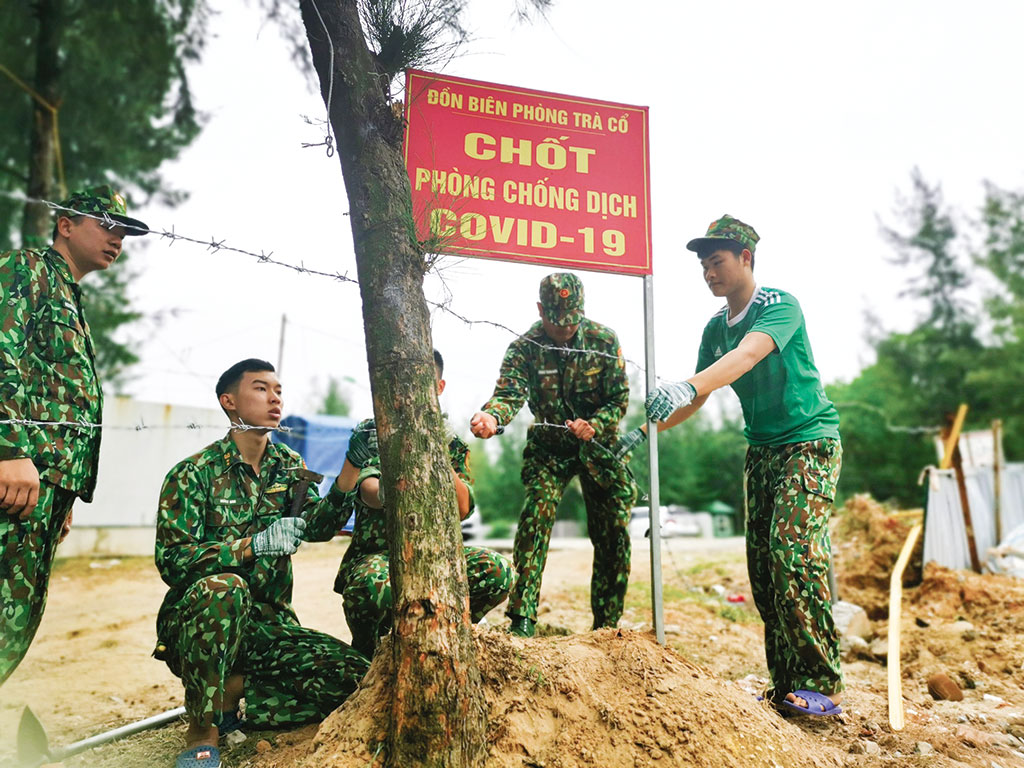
[508,443,636,626]
[0,481,75,686]
[745,438,843,697]
[157,573,369,727]
[340,546,513,657]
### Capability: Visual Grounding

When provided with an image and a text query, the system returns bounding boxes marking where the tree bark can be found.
[22,0,63,245]
[298,2,488,766]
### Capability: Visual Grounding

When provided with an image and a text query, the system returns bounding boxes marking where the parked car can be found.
[628,505,701,539]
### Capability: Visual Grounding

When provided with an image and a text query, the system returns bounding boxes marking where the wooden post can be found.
[888,523,922,731]
[939,405,980,572]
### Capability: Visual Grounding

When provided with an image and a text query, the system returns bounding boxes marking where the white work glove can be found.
[614,427,648,461]
[645,381,697,422]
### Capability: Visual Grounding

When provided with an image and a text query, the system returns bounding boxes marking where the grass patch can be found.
[627,580,761,625]
[716,603,761,624]
[624,581,691,612]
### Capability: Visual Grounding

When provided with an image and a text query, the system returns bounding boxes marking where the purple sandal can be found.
[780,689,842,717]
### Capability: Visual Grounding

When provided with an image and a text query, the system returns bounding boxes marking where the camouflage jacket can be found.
[0,248,103,500]
[156,433,349,626]
[481,317,629,456]
[332,417,474,593]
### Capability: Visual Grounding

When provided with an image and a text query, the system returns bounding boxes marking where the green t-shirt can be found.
[696,286,840,446]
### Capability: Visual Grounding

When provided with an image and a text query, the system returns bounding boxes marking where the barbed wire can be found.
[4,189,656,375]
[431,299,650,373]
[834,401,942,435]
[0,417,293,434]
[0,190,357,284]
[302,0,336,158]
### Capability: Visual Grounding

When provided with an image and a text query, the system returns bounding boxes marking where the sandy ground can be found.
[0,535,736,763]
[5,505,1024,767]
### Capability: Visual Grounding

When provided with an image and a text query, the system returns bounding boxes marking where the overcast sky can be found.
[120,0,1024,432]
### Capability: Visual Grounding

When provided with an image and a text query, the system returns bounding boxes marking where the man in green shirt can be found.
[619,215,843,717]
[155,359,369,768]
[0,185,147,685]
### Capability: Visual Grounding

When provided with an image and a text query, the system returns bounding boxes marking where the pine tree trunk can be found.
[22,0,62,245]
[298,2,488,766]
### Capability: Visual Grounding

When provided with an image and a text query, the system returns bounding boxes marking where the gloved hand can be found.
[251,517,307,557]
[346,424,379,468]
[614,427,648,460]
[645,381,697,422]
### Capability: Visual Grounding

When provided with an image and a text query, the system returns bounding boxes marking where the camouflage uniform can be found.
[1,186,145,684]
[480,274,635,628]
[155,435,369,727]
[745,439,842,696]
[0,246,101,684]
[688,215,843,699]
[332,418,513,657]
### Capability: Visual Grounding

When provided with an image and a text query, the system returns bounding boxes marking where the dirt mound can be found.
[912,561,1024,620]
[250,628,845,768]
[833,494,920,618]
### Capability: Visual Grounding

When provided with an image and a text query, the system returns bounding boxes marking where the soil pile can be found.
[913,561,1024,620]
[252,628,844,768]
[833,494,919,617]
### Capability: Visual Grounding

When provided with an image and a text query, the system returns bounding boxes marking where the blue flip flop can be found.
[779,689,842,717]
[175,745,221,768]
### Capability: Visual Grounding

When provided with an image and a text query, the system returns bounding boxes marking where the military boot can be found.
[508,615,536,638]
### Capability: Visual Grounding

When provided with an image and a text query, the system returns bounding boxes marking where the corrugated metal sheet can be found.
[922,463,1024,571]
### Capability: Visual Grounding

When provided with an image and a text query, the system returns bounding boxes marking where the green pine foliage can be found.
[1,0,209,384]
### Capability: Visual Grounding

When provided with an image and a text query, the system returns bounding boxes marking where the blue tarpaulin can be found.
[272,413,359,532]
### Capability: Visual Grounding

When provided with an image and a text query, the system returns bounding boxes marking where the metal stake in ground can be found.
[17,705,187,767]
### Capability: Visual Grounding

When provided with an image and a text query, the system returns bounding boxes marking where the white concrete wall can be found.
[74,397,227,527]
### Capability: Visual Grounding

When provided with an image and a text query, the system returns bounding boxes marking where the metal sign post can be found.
[644,274,665,644]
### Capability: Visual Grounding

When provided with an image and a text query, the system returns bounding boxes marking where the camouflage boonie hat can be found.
[686,214,759,256]
[539,273,584,326]
[58,184,149,236]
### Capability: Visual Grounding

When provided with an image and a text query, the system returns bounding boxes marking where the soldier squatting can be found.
[1,192,845,766]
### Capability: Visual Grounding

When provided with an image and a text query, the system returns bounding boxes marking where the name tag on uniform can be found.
[266,484,289,494]
[215,497,240,506]
[538,369,558,375]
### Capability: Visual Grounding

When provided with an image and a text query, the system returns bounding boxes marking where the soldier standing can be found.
[471,273,635,638]
[155,359,369,768]
[623,215,844,717]
[0,186,147,685]
[332,349,513,658]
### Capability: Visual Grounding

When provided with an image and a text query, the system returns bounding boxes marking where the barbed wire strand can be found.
[833,400,942,435]
[0,417,293,434]
[302,0,335,158]
[0,190,357,284]
[4,191,950,439]
[2,190,652,374]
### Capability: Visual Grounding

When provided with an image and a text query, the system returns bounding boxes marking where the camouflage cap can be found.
[58,184,149,236]
[539,273,584,326]
[686,214,759,257]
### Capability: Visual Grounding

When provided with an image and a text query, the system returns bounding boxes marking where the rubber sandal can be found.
[779,689,842,717]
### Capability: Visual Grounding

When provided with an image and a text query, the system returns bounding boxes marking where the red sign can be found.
[403,69,652,275]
